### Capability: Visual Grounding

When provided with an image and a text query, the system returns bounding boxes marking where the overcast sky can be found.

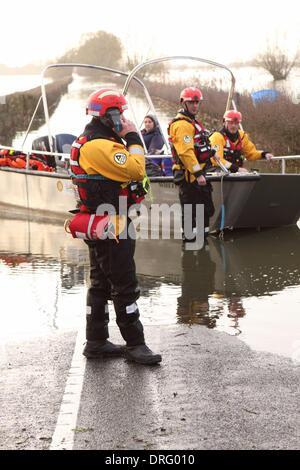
[1,0,299,66]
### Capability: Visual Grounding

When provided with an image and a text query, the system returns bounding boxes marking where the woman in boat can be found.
[70,88,162,365]
[142,114,164,154]
[168,87,215,241]
[209,110,274,172]
[141,114,172,176]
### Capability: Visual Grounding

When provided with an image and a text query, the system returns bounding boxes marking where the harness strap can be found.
[70,172,111,181]
[168,115,212,169]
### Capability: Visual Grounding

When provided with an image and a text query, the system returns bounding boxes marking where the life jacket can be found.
[0,150,54,172]
[167,115,212,166]
[219,128,244,166]
[0,158,8,166]
[70,134,148,214]
[71,135,91,212]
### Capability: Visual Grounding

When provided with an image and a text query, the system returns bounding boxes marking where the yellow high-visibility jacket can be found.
[169,112,212,184]
[79,137,145,182]
[75,129,145,236]
[209,129,263,171]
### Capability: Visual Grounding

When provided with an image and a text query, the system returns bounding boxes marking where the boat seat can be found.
[55,134,76,154]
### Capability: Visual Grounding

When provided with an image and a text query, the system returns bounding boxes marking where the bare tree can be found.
[122,33,166,79]
[254,35,299,80]
[125,51,166,79]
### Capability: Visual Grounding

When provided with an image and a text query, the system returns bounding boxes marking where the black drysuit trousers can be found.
[85,233,145,347]
[179,180,215,234]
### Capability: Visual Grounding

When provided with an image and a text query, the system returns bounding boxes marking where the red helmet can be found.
[86,88,128,117]
[223,110,242,123]
[180,87,203,103]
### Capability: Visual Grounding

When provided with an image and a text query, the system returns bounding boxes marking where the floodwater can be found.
[1,68,300,363]
[0,214,299,361]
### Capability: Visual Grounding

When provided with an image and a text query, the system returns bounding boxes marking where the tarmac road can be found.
[0,323,299,451]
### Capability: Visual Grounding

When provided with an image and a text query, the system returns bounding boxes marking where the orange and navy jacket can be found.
[168,111,213,184]
[209,127,264,172]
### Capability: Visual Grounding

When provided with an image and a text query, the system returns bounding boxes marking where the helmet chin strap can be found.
[182,102,196,119]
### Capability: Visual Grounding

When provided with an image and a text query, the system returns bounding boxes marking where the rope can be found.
[144,173,154,205]
[219,174,226,240]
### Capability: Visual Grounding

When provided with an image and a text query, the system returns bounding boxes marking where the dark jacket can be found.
[141,126,164,153]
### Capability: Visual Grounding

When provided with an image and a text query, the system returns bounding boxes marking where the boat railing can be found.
[271,155,300,174]
[0,144,69,172]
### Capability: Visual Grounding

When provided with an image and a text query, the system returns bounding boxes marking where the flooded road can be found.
[1,213,300,451]
[0,214,299,358]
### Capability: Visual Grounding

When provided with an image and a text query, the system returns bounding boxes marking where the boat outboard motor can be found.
[32,135,56,152]
[32,135,56,168]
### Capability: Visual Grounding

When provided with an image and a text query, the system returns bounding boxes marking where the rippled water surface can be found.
[0,215,299,359]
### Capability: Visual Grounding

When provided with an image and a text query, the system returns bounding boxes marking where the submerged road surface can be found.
[0,323,299,451]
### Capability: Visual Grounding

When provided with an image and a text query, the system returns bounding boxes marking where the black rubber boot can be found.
[125,344,162,365]
[83,340,126,359]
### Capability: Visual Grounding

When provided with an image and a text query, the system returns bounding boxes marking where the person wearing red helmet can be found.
[209,110,274,173]
[70,88,162,365]
[168,87,215,241]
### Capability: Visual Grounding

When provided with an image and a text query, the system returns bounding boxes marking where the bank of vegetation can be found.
[145,78,300,155]
[0,78,71,146]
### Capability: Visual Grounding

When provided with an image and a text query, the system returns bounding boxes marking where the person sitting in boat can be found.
[209,110,274,173]
[141,114,172,176]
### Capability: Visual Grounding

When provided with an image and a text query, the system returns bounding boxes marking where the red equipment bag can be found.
[64,212,116,241]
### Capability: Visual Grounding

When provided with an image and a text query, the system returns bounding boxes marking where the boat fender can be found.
[64,212,118,243]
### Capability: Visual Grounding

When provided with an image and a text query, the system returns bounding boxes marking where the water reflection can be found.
[0,214,299,356]
[135,226,300,356]
[0,214,89,338]
[174,227,300,335]
[177,243,218,328]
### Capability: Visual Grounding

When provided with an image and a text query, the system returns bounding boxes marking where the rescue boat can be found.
[0,58,299,233]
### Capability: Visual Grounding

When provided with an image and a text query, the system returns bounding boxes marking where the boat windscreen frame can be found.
[122,56,235,170]
[39,63,149,153]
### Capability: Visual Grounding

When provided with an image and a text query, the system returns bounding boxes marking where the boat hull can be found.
[0,167,299,231]
[0,167,75,222]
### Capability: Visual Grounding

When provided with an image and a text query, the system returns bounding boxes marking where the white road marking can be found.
[50,327,86,450]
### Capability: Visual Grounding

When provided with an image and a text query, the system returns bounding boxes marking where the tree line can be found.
[1,30,298,81]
